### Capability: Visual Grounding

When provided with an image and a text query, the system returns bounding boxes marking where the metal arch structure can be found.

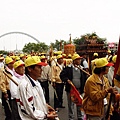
[0,31,40,43]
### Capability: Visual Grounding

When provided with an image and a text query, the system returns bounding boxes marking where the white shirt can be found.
[82,60,89,69]
[0,62,4,69]
[17,75,47,120]
[9,71,24,99]
[106,66,120,93]
[40,65,51,81]
[107,66,114,86]
[5,66,14,75]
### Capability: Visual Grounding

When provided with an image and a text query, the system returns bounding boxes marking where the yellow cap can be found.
[62,54,66,57]
[0,57,4,60]
[13,60,25,69]
[56,55,63,59]
[54,51,57,55]
[112,55,117,63]
[72,54,82,61]
[93,53,98,56]
[94,58,114,68]
[55,51,62,55]
[10,56,16,59]
[15,56,20,61]
[40,52,46,55]
[40,55,47,60]
[25,56,47,67]
[20,54,25,58]
[26,55,31,58]
[108,50,111,53]
[68,54,72,58]
[5,57,14,64]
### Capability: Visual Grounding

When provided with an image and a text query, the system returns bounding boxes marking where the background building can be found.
[107,42,118,52]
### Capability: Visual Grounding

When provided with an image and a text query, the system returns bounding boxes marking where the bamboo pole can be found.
[3,71,18,86]
[74,65,91,76]
[51,58,62,71]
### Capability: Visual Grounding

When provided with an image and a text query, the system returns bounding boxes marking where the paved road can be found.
[0,84,78,120]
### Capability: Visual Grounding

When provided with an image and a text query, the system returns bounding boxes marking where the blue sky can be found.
[0,0,120,51]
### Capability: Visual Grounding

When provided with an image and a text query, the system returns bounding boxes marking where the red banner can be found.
[69,81,83,106]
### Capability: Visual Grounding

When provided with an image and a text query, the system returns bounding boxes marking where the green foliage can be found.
[73,32,107,50]
[97,37,106,43]
[50,39,69,51]
[22,42,49,53]
[50,40,60,50]
[0,50,9,55]
[73,37,85,45]
[37,42,49,52]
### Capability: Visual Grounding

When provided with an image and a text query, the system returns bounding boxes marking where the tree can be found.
[37,42,49,53]
[50,39,69,51]
[0,50,9,55]
[73,32,107,51]
[22,42,49,53]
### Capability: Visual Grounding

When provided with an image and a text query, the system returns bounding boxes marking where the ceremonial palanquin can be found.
[75,33,108,73]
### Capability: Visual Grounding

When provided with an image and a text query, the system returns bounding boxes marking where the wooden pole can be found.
[3,71,18,86]
[75,65,91,76]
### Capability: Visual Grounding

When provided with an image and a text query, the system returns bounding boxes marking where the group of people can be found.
[0,54,58,120]
[0,50,119,120]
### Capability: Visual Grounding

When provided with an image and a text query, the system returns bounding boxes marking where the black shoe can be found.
[58,105,65,108]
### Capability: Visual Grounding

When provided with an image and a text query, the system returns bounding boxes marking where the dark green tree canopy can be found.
[22,42,49,53]
[73,32,107,50]
[50,39,69,51]
[0,50,8,55]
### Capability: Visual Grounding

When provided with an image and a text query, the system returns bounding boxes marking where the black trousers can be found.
[11,99,21,120]
[54,83,64,109]
[40,80,50,104]
[110,111,120,120]
[2,90,12,120]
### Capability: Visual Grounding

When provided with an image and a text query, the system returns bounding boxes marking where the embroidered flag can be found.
[69,80,83,106]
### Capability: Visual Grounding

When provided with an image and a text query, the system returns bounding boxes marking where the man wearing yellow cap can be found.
[0,57,14,120]
[82,58,118,120]
[106,55,117,86]
[91,53,99,73]
[20,54,26,62]
[16,56,58,120]
[51,55,65,112]
[5,57,14,75]
[38,56,51,104]
[106,50,112,62]
[60,53,85,120]
[106,55,120,120]
[80,52,89,72]
[92,52,99,61]
[50,54,57,67]
[9,60,25,120]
